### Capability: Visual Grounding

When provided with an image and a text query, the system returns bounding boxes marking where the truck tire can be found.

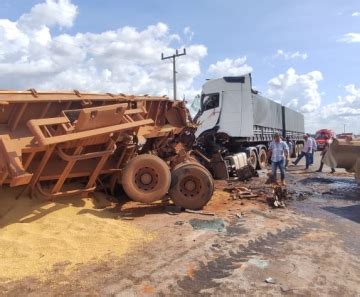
[248,150,258,170]
[257,148,267,169]
[169,162,214,210]
[122,154,171,203]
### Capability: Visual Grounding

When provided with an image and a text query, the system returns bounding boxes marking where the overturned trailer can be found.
[0,90,213,210]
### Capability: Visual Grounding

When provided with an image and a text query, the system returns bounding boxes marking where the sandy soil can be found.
[0,152,359,296]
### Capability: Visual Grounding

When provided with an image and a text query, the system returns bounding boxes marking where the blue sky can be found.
[0,0,359,133]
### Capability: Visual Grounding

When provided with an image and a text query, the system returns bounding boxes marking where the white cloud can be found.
[352,12,360,17]
[267,68,323,113]
[275,49,308,60]
[300,84,360,134]
[18,0,77,30]
[338,33,360,43]
[0,0,207,100]
[207,57,253,77]
[183,27,194,41]
[322,84,360,118]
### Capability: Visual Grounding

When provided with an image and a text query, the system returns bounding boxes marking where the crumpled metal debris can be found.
[271,185,287,208]
[224,184,259,200]
[265,277,276,284]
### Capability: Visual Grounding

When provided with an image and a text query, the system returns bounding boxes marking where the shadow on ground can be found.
[323,204,360,224]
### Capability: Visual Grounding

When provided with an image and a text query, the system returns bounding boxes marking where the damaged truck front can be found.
[189,74,305,180]
[0,90,213,210]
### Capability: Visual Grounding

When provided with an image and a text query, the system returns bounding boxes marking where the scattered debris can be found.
[185,209,215,216]
[224,184,259,200]
[175,221,184,226]
[189,218,226,232]
[269,185,287,208]
[115,215,135,221]
[235,213,244,218]
[165,205,182,215]
[264,277,276,284]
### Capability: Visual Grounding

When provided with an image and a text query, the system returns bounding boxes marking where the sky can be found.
[0,0,359,133]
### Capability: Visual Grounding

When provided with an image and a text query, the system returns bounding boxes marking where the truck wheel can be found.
[248,150,258,169]
[169,162,214,210]
[122,154,171,203]
[257,149,267,169]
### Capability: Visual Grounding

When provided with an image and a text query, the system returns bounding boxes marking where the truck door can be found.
[195,93,221,137]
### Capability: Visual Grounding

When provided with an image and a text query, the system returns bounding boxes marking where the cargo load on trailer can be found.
[191,74,305,179]
[0,90,213,210]
[323,138,360,185]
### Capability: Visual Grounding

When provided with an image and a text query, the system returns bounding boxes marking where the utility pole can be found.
[161,48,186,100]
[344,124,346,133]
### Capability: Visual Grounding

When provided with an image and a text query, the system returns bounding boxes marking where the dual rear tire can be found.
[121,154,213,210]
[248,148,267,170]
[169,162,214,210]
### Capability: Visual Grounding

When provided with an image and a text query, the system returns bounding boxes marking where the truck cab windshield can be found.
[315,133,329,139]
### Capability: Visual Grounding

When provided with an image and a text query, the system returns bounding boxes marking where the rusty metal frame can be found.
[0,89,196,200]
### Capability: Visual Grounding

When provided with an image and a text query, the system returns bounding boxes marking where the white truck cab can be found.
[191,74,304,177]
[195,75,254,138]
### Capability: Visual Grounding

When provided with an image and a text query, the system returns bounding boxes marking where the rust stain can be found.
[187,263,197,279]
[141,284,156,294]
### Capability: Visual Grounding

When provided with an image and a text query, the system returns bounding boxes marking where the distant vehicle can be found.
[315,129,335,150]
[192,74,305,179]
[337,133,353,140]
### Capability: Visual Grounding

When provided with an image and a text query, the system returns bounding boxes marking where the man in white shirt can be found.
[292,134,312,169]
[308,133,317,165]
[267,133,289,185]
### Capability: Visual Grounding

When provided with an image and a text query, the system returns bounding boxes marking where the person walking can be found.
[292,134,312,169]
[308,133,317,165]
[285,137,294,156]
[316,141,335,173]
[285,137,294,168]
[267,133,289,186]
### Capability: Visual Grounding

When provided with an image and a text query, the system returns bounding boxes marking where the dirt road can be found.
[0,153,359,296]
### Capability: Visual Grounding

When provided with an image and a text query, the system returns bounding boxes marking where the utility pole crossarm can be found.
[161,48,187,100]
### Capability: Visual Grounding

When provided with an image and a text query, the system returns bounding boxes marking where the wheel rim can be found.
[134,166,159,192]
[169,162,214,210]
[180,176,201,198]
[259,150,267,169]
[249,151,257,169]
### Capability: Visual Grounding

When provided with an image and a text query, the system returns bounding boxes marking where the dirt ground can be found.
[0,152,359,296]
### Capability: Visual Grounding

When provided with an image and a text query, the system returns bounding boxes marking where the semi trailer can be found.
[0,90,213,210]
[191,74,305,179]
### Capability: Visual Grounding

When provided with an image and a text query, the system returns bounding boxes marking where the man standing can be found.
[267,133,289,186]
[308,133,317,165]
[292,134,312,169]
